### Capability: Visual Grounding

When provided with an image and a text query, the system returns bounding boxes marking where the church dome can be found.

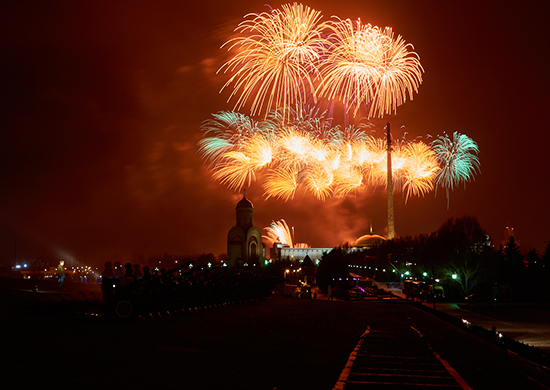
[236,195,253,209]
[353,233,386,248]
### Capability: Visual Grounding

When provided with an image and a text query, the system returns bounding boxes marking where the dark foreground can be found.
[2,284,550,389]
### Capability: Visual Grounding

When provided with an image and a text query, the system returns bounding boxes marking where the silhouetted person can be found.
[57,261,65,289]
[101,261,114,279]
[133,264,142,279]
[113,261,123,278]
[101,261,114,300]
[124,263,133,277]
[142,266,152,280]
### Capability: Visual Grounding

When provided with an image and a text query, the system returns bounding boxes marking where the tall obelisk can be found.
[386,123,395,240]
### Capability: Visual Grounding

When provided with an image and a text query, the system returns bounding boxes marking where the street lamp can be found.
[284,269,290,295]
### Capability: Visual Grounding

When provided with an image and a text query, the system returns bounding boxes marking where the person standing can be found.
[57,260,65,289]
[101,261,114,300]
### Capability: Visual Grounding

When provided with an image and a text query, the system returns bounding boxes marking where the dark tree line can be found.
[318,216,550,302]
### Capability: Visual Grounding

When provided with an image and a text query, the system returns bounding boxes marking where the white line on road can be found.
[332,327,370,390]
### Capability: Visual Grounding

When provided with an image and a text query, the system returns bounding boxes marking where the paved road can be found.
[2,279,550,389]
[334,324,473,389]
[329,301,550,390]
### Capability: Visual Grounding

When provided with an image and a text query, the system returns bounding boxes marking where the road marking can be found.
[410,326,473,390]
[332,327,370,390]
[346,380,461,387]
[526,375,550,390]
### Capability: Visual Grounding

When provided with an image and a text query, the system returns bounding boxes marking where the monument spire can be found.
[386,123,395,240]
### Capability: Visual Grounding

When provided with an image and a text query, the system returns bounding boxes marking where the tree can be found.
[525,248,540,269]
[498,235,526,301]
[541,242,550,301]
[435,216,491,299]
[443,257,481,298]
[316,248,350,292]
[542,241,550,268]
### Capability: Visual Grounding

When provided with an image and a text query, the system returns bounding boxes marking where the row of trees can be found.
[317,216,550,302]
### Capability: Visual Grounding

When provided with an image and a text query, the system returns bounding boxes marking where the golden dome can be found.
[353,233,386,248]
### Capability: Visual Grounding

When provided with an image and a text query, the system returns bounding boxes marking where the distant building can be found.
[352,230,386,249]
[227,194,264,267]
[268,229,386,265]
[270,243,332,265]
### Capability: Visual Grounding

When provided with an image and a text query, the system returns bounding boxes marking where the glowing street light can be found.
[284,269,290,295]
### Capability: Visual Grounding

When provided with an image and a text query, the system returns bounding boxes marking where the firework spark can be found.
[198,110,479,203]
[219,5,423,120]
[432,132,480,202]
[317,18,423,117]
[197,111,260,165]
[219,3,328,118]
[263,219,294,247]
[263,167,299,202]
[401,142,440,201]
[200,5,478,207]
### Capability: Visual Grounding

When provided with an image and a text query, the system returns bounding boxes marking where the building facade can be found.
[227,195,264,267]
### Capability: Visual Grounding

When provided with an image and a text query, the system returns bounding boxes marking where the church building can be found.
[227,194,264,267]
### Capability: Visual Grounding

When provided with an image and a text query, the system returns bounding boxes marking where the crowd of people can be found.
[99,261,163,283]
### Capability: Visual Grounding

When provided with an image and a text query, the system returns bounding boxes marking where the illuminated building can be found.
[227,194,264,267]
[352,230,386,249]
[268,228,385,265]
[270,243,332,265]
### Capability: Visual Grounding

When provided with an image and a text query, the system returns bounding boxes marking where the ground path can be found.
[2,280,550,389]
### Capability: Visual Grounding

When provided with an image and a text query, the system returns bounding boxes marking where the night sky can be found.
[1,1,549,264]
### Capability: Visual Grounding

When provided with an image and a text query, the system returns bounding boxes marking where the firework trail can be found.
[317,18,423,118]
[263,219,294,247]
[431,132,480,205]
[198,109,479,202]
[197,111,260,165]
[219,3,328,118]
[200,4,479,208]
[219,4,423,120]
[401,142,440,201]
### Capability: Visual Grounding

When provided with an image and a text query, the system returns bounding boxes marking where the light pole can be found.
[284,269,289,295]
[432,262,436,310]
